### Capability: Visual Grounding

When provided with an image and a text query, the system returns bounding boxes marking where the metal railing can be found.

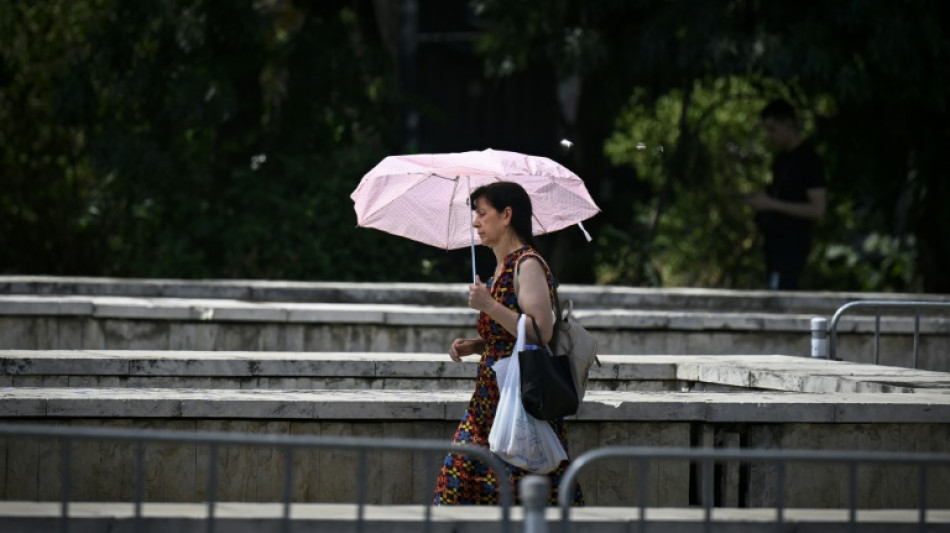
[4,423,950,533]
[0,423,513,533]
[557,446,950,533]
[828,300,950,367]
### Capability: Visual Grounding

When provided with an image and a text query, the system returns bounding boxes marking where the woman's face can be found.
[472,197,509,247]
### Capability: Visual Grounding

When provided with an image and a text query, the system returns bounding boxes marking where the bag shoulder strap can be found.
[514,251,563,321]
[514,251,552,288]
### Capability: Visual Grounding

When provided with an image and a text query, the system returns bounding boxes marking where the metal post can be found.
[134,440,145,527]
[207,443,218,533]
[60,437,71,533]
[919,463,928,532]
[703,458,713,533]
[357,451,368,533]
[521,475,551,533]
[848,462,858,533]
[638,458,648,533]
[424,454,434,533]
[281,446,294,533]
[811,317,828,358]
[775,462,786,533]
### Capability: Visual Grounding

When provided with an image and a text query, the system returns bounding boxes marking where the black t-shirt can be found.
[761,140,826,245]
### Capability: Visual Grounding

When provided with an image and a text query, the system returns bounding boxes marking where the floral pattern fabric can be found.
[433,245,584,506]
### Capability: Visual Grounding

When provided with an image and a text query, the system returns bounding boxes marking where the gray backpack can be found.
[550,298,600,402]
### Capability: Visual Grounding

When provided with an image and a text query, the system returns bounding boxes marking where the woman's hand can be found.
[468,276,497,314]
[449,338,484,362]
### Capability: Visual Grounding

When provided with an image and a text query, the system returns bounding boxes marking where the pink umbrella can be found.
[350,148,600,280]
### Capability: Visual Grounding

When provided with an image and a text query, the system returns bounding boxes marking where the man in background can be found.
[746,99,827,290]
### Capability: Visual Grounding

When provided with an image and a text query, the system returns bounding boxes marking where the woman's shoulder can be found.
[515,247,548,268]
[514,248,554,283]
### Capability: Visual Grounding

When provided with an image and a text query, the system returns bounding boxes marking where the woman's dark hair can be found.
[470,181,537,248]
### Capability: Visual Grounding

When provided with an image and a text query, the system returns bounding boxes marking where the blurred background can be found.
[2,0,948,292]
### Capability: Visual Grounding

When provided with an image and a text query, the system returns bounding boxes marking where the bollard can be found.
[520,475,551,533]
[811,317,828,358]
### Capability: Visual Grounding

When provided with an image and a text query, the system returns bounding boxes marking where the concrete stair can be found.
[2,277,950,522]
[2,356,950,508]
[3,351,950,394]
[5,275,950,313]
[2,293,949,370]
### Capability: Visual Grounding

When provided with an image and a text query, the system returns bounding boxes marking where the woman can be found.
[433,181,584,506]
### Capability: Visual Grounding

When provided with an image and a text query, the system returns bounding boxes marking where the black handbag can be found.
[519,316,579,421]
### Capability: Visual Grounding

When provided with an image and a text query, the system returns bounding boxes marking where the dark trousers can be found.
[764,237,810,290]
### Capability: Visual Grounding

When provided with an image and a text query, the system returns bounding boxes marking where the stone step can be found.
[2,295,949,370]
[3,352,950,395]
[2,502,948,533]
[4,275,950,314]
[3,354,949,508]
[3,385,950,423]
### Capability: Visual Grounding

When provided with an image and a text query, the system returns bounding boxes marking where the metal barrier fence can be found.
[557,446,950,533]
[4,423,950,533]
[828,300,950,367]
[0,423,513,533]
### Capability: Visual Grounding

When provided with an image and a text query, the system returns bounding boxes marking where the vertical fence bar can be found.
[356,451,368,533]
[913,309,921,368]
[775,461,785,533]
[703,458,713,533]
[919,464,928,532]
[207,443,218,533]
[638,457,648,533]
[60,437,71,533]
[874,312,881,365]
[282,445,294,533]
[848,462,857,533]
[134,440,145,525]
[424,453,434,533]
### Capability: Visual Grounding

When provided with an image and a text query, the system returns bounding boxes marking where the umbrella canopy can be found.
[351,148,600,251]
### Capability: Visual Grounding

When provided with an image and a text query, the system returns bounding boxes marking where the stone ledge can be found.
[2,295,949,333]
[2,387,949,423]
[4,352,949,395]
[0,351,478,379]
[0,502,947,533]
[5,275,950,315]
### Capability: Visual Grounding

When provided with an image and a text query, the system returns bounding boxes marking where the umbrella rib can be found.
[532,212,547,234]
[446,175,462,249]
[357,172,453,226]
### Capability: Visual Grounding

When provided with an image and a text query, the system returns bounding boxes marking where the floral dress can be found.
[433,245,584,506]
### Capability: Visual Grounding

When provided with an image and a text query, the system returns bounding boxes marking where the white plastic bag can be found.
[488,314,568,474]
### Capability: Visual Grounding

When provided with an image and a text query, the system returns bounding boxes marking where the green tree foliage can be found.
[4,1,949,290]
[472,0,950,292]
[0,0,432,281]
[602,78,783,287]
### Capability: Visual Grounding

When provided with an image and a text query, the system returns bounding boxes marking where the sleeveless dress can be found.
[433,245,584,506]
